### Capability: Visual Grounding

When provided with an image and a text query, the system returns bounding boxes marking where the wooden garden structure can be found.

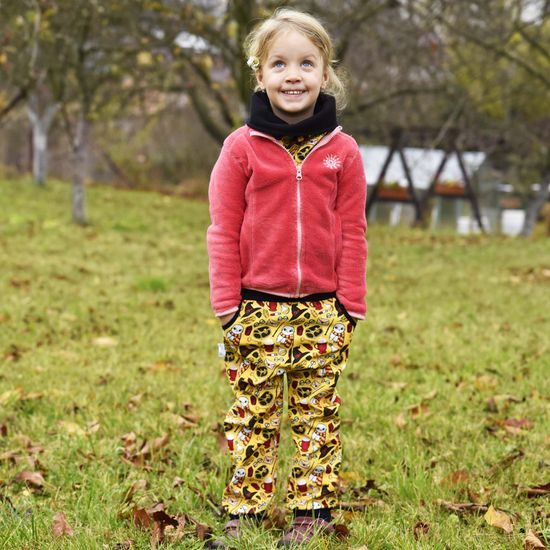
[365,127,486,232]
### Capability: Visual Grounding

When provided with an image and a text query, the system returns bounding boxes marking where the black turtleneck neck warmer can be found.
[246,91,338,139]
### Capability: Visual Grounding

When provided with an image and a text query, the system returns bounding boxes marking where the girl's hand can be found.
[218,312,235,326]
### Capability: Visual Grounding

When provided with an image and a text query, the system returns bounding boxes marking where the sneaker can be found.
[277,516,334,547]
[206,518,241,549]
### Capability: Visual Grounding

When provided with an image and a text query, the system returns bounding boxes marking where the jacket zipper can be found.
[249,127,341,296]
[295,164,303,295]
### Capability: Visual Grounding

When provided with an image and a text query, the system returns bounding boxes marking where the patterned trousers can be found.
[220,294,356,516]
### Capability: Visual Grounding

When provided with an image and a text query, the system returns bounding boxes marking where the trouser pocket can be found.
[222,301,243,330]
[335,298,357,327]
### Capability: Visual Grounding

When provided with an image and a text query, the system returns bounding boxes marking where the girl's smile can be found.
[256,30,328,124]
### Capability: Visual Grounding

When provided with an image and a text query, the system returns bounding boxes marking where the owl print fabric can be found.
[221,296,356,516]
[279,133,327,165]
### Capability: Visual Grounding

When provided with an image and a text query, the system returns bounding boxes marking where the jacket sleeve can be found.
[206,138,248,316]
[335,145,368,319]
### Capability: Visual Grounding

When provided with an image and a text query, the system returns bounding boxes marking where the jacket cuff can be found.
[347,311,365,320]
[214,305,239,317]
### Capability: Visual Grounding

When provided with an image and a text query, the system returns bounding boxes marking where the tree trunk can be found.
[27,97,60,185]
[520,175,550,237]
[72,113,90,225]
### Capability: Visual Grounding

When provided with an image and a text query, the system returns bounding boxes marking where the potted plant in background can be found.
[434,179,466,196]
[378,180,412,200]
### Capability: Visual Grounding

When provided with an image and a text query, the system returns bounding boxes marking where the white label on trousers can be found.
[218,343,226,358]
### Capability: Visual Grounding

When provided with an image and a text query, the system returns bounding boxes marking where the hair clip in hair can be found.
[247,56,260,70]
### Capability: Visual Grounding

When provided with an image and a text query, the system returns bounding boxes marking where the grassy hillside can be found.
[0,178,548,549]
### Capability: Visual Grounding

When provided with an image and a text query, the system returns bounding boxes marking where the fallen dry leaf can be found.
[486,394,521,413]
[87,420,100,434]
[436,500,488,515]
[194,521,213,541]
[487,448,524,477]
[170,414,199,431]
[127,394,144,410]
[350,479,389,498]
[113,541,134,549]
[93,336,118,347]
[0,388,23,406]
[122,432,137,447]
[486,397,499,413]
[3,344,24,362]
[502,418,534,429]
[121,479,148,506]
[333,523,351,539]
[413,520,429,539]
[525,483,550,498]
[474,374,498,391]
[422,390,438,401]
[142,360,177,373]
[133,507,152,529]
[164,514,189,542]
[19,391,45,402]
[52,512,74,537]
[10,278,31,289]
[0,449,22,465]
[133,502,180,547]
[58,421,87,437]
[140,432,170,455]
[212,422,227,452]
[524,529,546,549]
[408,403,429,418]
[394,413,407,429]
[120,432,171,468]
[443,469,470,485]
[264,506,288,530]
[15,470,46,489]
[172,476,184,488]
[484,505,513,533]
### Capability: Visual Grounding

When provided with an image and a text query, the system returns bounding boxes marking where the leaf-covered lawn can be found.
[0,178,548,549]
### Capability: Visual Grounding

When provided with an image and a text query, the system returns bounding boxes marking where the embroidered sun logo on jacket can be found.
[323,154,341,170]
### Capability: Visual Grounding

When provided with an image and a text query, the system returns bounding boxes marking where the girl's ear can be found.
[255,69,264,90]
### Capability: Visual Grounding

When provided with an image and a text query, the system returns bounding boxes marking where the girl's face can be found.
[256,30,328,124]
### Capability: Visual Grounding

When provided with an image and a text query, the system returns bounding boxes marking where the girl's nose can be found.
[285,63,302,81]
[285,71,301,82]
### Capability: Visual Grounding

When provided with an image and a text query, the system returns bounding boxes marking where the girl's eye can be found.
[302,60,314,68]
[273,60,285,68]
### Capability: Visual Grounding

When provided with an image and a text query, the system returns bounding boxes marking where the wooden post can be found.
[455,146,484,232]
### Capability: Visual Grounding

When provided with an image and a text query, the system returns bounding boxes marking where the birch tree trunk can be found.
[26,95,60,186]
[520,175,550,237]
[72,113,90,225]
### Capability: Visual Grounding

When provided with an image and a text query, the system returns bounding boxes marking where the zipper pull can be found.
[296,165,302,181]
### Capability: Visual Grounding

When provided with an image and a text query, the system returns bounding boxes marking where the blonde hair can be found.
[244,8,347,110]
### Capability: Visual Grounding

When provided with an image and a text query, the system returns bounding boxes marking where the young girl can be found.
[206,8,367,547]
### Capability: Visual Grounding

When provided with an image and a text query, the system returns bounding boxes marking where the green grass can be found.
[0,177,548,549]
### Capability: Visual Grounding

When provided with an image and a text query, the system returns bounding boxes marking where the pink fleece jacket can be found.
[207,125,367,319]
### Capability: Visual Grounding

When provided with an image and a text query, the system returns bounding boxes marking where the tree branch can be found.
[0,88,28,123]
[515,21,550,64]
[433,12,550,90]
[354,85,447,112]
